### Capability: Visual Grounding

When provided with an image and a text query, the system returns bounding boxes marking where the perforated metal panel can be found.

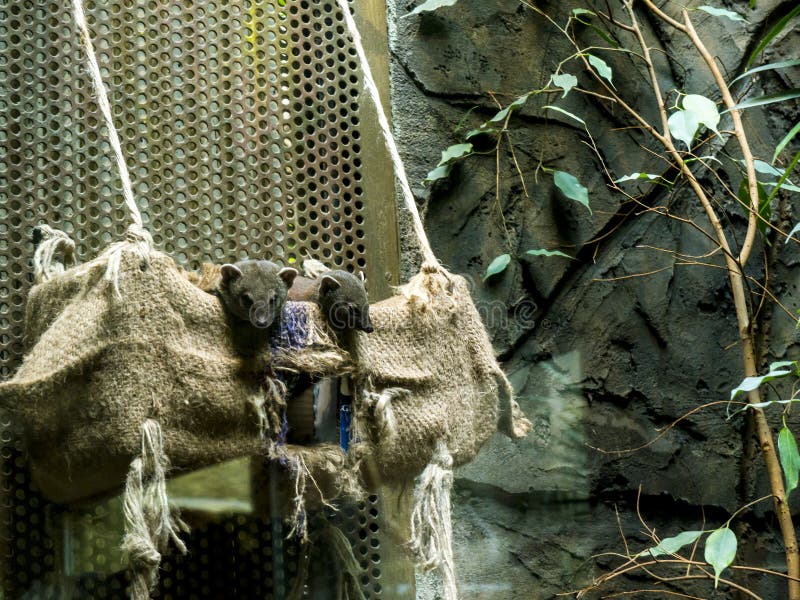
[0,0,404,597]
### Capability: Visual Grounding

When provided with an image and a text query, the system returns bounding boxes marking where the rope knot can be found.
[101,223,154,297]
[127,542,162,569]
[431,441,454,470]
[420,262,441,274]
[125,223,153,247]
[33,225,77,283]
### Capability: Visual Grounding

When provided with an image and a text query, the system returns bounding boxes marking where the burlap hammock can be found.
[0,0,532,598]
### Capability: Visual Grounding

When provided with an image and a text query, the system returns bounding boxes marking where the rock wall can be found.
[384,0,800,597]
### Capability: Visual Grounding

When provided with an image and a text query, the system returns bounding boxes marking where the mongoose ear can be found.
[220,264,243,284]
[319,274,341,294]
[278,267,298,287]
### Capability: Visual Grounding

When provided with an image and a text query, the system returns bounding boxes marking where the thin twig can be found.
[587,400,744,454]
[682,11,762,265]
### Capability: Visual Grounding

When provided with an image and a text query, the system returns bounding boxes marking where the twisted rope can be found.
[72,0,143,233]
[73,0,152,297]
[334,0,441,270]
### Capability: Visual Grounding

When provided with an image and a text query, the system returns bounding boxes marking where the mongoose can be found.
[185,260,298,329]
[288,269,374,333]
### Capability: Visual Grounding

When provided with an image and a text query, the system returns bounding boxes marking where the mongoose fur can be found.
[288,269,373,333]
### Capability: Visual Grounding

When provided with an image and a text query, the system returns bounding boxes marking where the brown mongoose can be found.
[288,269,373,333]
[185,260,298,329]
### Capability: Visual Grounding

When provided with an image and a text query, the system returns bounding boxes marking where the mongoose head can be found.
[219,260,298,329]
[317,270,374,333]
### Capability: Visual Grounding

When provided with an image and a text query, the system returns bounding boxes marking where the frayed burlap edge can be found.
[267,443,364,542]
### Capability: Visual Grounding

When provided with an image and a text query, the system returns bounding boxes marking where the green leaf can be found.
[752,159,785,178]
[465,127,500,140]
[730,361,796,400]
[787,221,800,244]
[489,94,530,124]
[704,527,737,588]
[439,143,472,162]
[423,164,452,185]
[697,5,748,23]
[764,182,800,193]
[543,105,586,126]
[423,143,474,185]
[570,11,618,47]
[683,94,720,134]
[484,254,511,281]
[728,398,800,419]
[668,110,698,150]
[667,95,721,149]
[438,143,473,164]
[728,89,800,112]
[768,150,800,205]
[614,173,663,183]
[453,106,479,133]
[746,5,800,68]
[774,122,800,163]
[550,73,578,99]
[732,59,800,83]
[779,425,800,497]
[409,0,460,15]
[684,155,723,166]
[587,54,614,88]
[638,530,704,558]
[738,179,771,237]
[526,248,571,259]
[554,171,591,213]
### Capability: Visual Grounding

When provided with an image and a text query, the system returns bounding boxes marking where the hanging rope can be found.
[73,0,152,295]
[334,0,441,270]
[73,0,144,233]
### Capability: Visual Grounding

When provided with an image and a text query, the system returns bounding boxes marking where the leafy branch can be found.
[410,0,800,596]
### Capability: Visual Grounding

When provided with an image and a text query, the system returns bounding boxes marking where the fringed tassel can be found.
[409,442,458,600]
[268,448,337,542]
[122,419,188,600]
[256,375,287,438]
[286,453,310,541]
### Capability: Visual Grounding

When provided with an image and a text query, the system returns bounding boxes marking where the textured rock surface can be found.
[385,0,800,597]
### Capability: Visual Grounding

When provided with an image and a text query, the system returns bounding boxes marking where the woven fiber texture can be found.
[0,247,348,503]
[352,265,532,482]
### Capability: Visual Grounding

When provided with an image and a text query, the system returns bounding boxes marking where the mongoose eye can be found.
[240,293,254,308]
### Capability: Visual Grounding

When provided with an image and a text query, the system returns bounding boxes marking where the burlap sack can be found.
[351,265,531,482]
[0,248,349,503]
